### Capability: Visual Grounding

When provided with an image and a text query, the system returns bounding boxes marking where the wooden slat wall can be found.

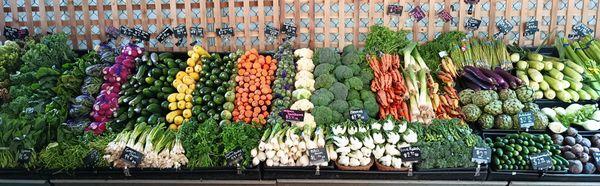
[2,0,600,51]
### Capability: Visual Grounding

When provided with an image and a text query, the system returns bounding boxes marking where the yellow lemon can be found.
[172,79,182,88]
[169,124,178,131]
[194,65,202,73]
[176,93,186,101]
[185,102,193,109]
[174,116,184,125]
[177,100,186,109]
[182,76,195,85]
[187,58,196,67]
[167,93,178,102]
[184,94,193,102]
[183,109,192,118]
[176,84,189,93]
[185,67,194,74]
[176,71,187,80]
[187,50,194,57]
[168,102,178,111]
[189,72,200,80]
[185,89,194,95]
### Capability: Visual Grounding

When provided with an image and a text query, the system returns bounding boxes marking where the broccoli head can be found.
[342,45,358,56]
[363,99,379,118]
[329,99,349,114]
[348,99,363,110]
[310,88,335,106]
[349,64,362,76]
[313,106,333,125]
[315,74,336,89]
[314,63,335,78]
[332,110,344,123]
[348,90,360,101]
[360,89,377,103]
[360,68,374,86]
[344,77,363,91]
[314,48,340,65]
[342,52,360,65]
[334,65,354,81]
[329,82,349,100]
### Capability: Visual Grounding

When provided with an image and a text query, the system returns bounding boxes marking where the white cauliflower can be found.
[290,99,314,111]
[292,113,316,128]
[294,48,313,59]
[294,77,315,91]
[295,70,314,80]
[297,58,315,72]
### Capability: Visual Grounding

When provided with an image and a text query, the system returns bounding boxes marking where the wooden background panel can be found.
[1,0,600,52]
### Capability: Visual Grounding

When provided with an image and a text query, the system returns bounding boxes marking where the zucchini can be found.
[129,95,143,106]
[146,103,161,113]
[134,65,148,80]
[158,53,174,61]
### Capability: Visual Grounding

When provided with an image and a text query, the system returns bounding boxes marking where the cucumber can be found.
[129,95,143,106]
[147,114,160,124]
[146,103,161,113]
[161,87,175,93]
[158,53,174,61]
[134,65,148,80]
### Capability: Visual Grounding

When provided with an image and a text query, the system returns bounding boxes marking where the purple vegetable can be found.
[494,67,522,88]
[479,68,508,89]
[464,66,495,85]
[462,74,494,90]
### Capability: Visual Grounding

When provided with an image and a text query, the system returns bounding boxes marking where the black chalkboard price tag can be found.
[173,25,187,38]
[17,149,32,164]
[437,9,453,22]
[464,0,480,15]
[518,111,535,130]
[387,5,403,16]
[3,26,19,40]
[349,110,368,121]
[84,149,100,168]
[496,19,513,34]
[265,26,279,37]
[573,23,594,36]
[308,148,328,165]
[281,109,305,122]
[120,146,144,166]
[409,6,426,22]
[217,27,235,38]
[593,152,600,164]
[119,26,134,37]
[529,151,553,171]
[190,27,204,37]
[133,28,150,41]
[156,27,174,43]
[225,148,244,166]
[471,147,492,164]
[524,20,539,36]
[281,23,297,40]
[400,147,421,162]
[465,17,482,31]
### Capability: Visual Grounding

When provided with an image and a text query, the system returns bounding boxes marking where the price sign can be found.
[465,0,480,15]
[465,17,482,31]
[409,6,426,22]
[106,26,120,40]
[308,148,328,165]
[524,20,539,36]
[387,5,403,16]
[133,28,150,41]
[3,26,19,40]
[496,19,513,34]
[471,147,492,164]
[119,26,135,37]
[529,151,553,170]
[281,109,305,122]
[84,149,100,168]
[349,110,368,121]
[593,152,600,164]
[281,23,297,40]
[156,27,174,43]
[573,23,594,36]
[437,9,453,22]
[400,147,421,162]
[120,146,144,166]
[518,111,535,130]
[217,27,234,39]
[17,149,32,164]
[173,25,187,46]
[190,27,204,37]
[265,26,279,37]
[225,148,244,166]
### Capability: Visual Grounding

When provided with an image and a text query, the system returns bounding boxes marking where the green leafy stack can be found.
[0,41,23,103]
[180,119,222,168]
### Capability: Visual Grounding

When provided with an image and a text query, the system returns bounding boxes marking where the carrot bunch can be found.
[368,54,410,120]
[433,56,462,119]
[232,49,277,125]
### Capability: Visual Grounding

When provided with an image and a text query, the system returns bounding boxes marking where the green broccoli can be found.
[363,100,379,118]
[360,68,374,86]
[313,106,333,125]
[342,52,360,65]
[348,90,360,101]
[348,64,362,76]
[310,88,335,106]
[360,90,377,103]
[315,74,336,89]
[344,77,363,91]
[348,99,363,110]
[332,110,344,122]
[342,45,358,56]
[329,99,349,114]
[314,63,335,78]
[329,82,349,100]
[314,48,340,65]
[334,65,354,81]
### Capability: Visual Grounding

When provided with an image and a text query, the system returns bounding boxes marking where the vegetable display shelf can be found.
[534,99,599,109]
[47,167,261,180]
[0,168,46,180]
[261,165,335,179]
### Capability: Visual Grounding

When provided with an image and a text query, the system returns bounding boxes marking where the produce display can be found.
[8,24,600,182]
[459,87,549,130]
[485,133,568,171]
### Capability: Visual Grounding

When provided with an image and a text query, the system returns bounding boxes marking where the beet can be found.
[565,136,577,146]
[567,127,579,136]
[573,144,584,155]
[581,138,592,148]
[583,162,597,174]
[561,145,572,153]
[552,134,564,145]
[575,134,583,144]
[569,160,583,174]
[580,153,590,163]
[564,151,577,160]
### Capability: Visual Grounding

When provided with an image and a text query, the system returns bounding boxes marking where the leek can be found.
[528,69,544,82]
[562,66,583,81]
[578,90,592,100]
[544,89,556,99]
[544,75,564,91]
[528,53,544,61]
[556,90,572,102]
[583,86,600,100]
[543,61,553,71]
[529,61,545,71]
[539,80,549,91]
[566,89,580,102]
[548,68,564,80]
[530,81,540,91]
[518,74,530,86]
[552,61,565,71]
[534,91,544,99]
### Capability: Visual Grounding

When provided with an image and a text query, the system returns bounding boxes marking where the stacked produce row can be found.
[5,26,600,180]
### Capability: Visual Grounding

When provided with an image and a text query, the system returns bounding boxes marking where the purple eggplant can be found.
[461,79,482,91]
[479,68,509,89]
[462,72,495,90]
[494,67,523,88]
[464,66,495,85]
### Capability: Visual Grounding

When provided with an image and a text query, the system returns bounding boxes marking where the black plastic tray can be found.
[0,168,46,179]
[45,167,261,180]
[261,165,336,179]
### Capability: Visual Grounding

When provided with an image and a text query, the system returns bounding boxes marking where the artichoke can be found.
[503,98,524,115]
[511,114,521,129]
[478,114,495,129]
[462,104,482,122]
[523,102,540,112]
[488,90,499,101]
[472,90,494,107]
[516,86,535,103]
[459,89,476,104]
[495,114,513,130]
[499,89,517,101]
[484,100,503,115]
[533,111,550,130]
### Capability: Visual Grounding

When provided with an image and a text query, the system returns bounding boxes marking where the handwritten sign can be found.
[593,152,600,164]
[225,148,244,166]
[265,26,279,37]
[518,111,535,130]
[3,26,28,40]
[133,28,150,41]
[465,0,480,15]
[409,6,426,22]
[350,110,368,121]
[387,5,403,16]
[573,23,594,36]
[17,149,32,164]
[308,148,328,165]
[465,17,482,31]
[156,27,174,43]
[281,23,297,40]
[173,25,187,38]
[524,20,539,36]
[190,27,204,37]
[471,147,492,164]
[119,26,134,37]
[84,149,100,168]
[400,147,421,162]
[438,10,453,22]
[496,19,513,34]
[217,27,235,38]
[120,146,144,166]
[529,151,553,170]
[282,109,305,122]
